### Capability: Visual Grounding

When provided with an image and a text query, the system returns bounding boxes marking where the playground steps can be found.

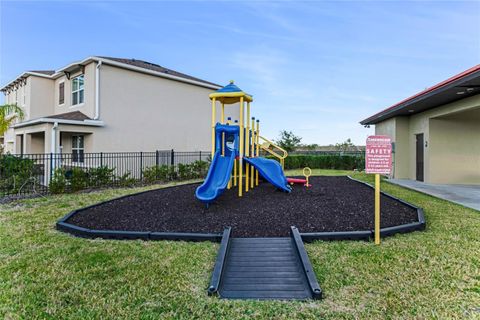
[208,227,322,300]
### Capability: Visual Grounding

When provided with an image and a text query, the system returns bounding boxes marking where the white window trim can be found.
[71,75,84,106]
[69,103,85,109]
[58,80,65,106]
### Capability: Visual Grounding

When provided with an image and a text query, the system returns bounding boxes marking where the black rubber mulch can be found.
[66,176,418,237]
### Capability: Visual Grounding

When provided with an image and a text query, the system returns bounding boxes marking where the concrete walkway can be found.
[388,179,480,211]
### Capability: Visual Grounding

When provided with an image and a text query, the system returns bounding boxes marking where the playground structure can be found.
[195,81,292,204]
[56,83,426,302]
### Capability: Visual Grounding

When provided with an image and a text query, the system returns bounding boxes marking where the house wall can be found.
[2,78,31,153]
[394,117,410,179]
[59,125,97,153]
[374,117,396,140]
[30,132,46,154]
[13,123,51,153]
[374,117,398,177]
[429,109,480,184]
[374,94,480,184]
[54,62,96,118]
[29,77,55,119]
[94,64,235,152]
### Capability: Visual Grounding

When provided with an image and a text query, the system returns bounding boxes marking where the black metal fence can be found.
[0,150,210,196]
[1,149,366,197]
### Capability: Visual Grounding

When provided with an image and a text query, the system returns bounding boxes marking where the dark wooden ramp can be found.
[208,227,322,300]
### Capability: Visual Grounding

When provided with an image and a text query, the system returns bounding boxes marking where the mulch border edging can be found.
[56,176,425,242]
[299,176,425,242]
[56,182,223,242]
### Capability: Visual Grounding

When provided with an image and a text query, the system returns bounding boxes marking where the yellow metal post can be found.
[255,119,260,186]
[221,103,225,123]
[234,120,238,187]
[211,98,216,157]
[221,103,225,156]
[250,117,255,189]
[245,102,250,192]
[227,116,232,189]
[375,174,381,245]
[238,98,244,197]
[234,158,237,186]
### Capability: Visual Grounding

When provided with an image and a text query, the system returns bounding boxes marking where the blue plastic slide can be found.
[195,124,239,204]
[244,157,291,193]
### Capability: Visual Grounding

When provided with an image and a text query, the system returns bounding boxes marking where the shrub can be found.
[143,161,209,183]
[88,166,115,187]
[0,154,38,194]
[178,161,209,180]
[142,165,177,183]
[116,172,137,187]
[68,167,88,192]
[49,168,66,194]
[277,154,365,170]
[190,160,209,178]
[143,166,160,183]
[177,163,192,180]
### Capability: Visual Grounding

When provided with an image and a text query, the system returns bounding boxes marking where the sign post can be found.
[365,135,392,245]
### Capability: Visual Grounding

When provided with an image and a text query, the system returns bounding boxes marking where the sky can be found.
[1,1,479,145]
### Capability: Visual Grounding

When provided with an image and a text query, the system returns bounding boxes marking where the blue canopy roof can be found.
[216,81,244,93]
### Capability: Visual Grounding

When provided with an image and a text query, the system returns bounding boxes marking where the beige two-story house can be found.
[1,56,242,159]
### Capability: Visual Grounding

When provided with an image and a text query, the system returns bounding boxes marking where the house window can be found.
[72,135,84,163]
[71,75,84,106]
[59,82,65,105]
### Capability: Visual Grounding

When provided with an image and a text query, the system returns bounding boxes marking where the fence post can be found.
[140,151,143,180]
[199,151,202,161]
[49,152,53,185]
[100,152,103,167]
[171,149,175,166]
[156,150,159,166]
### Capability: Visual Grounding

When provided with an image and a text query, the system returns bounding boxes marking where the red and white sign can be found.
[366,135,392,174]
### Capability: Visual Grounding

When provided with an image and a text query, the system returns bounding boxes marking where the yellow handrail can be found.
[258,136,288,169]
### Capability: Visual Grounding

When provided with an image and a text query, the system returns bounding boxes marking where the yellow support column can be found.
[227,117,232,190]
[221,103,225,156]
[245,102,250,192]
[234,158,237,186]
[238,98,244,197]
[375,174,381,245]
[255,119,260,186]
[234,120,238,187]
[211,98,216,157]
[250,117,255,189]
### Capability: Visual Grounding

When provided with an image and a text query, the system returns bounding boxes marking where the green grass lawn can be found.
[1,171,479,319]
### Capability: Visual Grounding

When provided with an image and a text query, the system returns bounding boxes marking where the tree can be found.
[1,104,25,136]
[275,130,302,152]
[334,138,356,152]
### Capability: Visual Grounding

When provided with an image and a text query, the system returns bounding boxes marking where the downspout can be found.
[50,122,59,181]
[51,122,58,153]
[94,61,102,120]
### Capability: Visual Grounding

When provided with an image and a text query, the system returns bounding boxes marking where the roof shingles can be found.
[99,56,220,87]
[46,111,91,121]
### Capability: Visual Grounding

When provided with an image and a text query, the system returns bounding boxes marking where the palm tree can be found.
[0,103,25,136]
